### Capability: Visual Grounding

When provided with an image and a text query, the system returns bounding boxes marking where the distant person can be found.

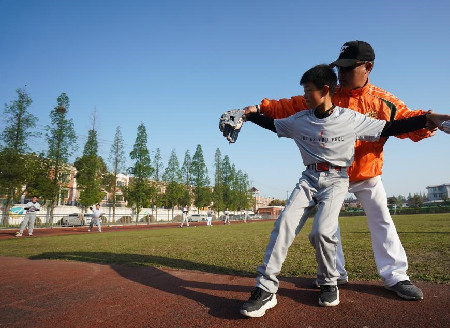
[88,203,104,232]
[206,206,213,226]
[224,208,230,225]
[243,209,248,223]
[16,196,40,237]
[180,205,189,227]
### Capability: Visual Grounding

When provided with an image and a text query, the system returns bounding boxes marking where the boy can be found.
[180,205,189,227]
[88,203,104,232]
[16,196,40,237]
[239,64,449,317]
[206,206,213,226]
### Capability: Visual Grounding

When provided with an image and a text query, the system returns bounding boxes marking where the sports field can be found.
[0,213,449,283]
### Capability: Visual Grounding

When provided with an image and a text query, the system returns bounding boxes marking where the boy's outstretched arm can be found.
[245,113,277,133]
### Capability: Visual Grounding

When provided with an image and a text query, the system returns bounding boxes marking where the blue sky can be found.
[1,0,449,200]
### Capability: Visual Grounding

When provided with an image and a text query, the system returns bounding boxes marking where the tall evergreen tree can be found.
[162,149,184,219]
[191,144,211,211]
[213,148,224,216]
[221,155,233,209]
[150,148,164,220]
[152,148,164,182]
[74,128,108,209]
[0,88,37,224]
[180,150,192,207]
[46,93,77,224]
[124,123,154,223]
[108,126,126,221]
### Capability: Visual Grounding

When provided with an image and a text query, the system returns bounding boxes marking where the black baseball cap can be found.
[330,41,375,67]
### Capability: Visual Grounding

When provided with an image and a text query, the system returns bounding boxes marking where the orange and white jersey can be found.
[260,81,432,182]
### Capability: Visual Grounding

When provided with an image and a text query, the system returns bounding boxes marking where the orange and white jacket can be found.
[260,81,432,182]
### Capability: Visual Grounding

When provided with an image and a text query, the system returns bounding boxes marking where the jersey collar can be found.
[336,79,371,97]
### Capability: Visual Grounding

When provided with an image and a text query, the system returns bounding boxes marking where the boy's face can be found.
[32,197,38,203]
[96,205,100,209]
[303,82,325,109]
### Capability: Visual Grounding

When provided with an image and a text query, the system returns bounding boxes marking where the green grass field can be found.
[1,213,449,283]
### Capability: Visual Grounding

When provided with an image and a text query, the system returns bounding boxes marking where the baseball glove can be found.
[219,109,246,143]
[441,120,450,134]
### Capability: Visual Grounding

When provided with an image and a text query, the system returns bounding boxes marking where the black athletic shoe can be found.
[319,285,339,307]
[385,280,423,300]
[240,287,277,318]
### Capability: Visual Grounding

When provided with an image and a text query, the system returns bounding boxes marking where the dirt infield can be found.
[0,222,212,240]
[0,225,449,328]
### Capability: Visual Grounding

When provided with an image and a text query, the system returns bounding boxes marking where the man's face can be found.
[32,197,38,203]
[96,205,100,210]
[303,82,324,109]
[337,62,372,90]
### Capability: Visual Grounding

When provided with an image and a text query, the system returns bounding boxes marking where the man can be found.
[180,205,189,227]
[243,41,431,301]
[224,208,230,224]
[16,196,40,237]
[88,203,104,232]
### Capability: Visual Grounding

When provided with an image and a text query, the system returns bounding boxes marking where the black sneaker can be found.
[318,285,339,307]
[240,287,277,318]
[385,280,423,300]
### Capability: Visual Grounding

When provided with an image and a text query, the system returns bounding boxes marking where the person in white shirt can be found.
[206,206,213,226]
[16,196,40,237]
[88,203,104,232]
[224,208,230,225]
[180,205,189,227]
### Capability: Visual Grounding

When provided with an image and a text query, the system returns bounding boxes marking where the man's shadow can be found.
[29,251,317,319]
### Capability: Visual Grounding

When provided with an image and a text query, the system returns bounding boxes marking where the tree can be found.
[234,169,252,210]
[269,199,286,206]
[162,149,184,219]
[221,155,233,209]
[1,88,35,153]
[46,93,77,224]
[180,150,192,207]
[74,128,108,209]
[191,144,211,211]
[150,148,164,221]
[124,123,154,223]
[407,193,423,208]
[0,88,37,225]
[108,126,126,221]
[152,148,164,182]
[212,148,224,216]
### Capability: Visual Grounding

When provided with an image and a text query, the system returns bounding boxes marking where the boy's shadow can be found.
[30,251,317,319]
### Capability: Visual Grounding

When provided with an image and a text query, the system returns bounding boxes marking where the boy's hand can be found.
[219,109,246,143]
[441,120,450,134]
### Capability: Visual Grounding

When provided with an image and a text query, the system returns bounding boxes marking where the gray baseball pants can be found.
[89,218,102,231]
[256,168,348,293]
[19,212,37,235]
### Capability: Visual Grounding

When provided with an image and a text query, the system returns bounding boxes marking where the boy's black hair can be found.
[300,64,337,96]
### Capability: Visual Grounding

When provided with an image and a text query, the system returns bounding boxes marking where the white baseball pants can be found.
[348,176,409,287]
[19,212,37,235]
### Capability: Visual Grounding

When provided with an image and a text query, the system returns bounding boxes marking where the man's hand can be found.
[426,112,450,134]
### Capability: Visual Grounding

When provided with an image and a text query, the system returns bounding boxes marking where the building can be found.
[250,187,274,210]
[258,206,284,219]
[426,183,450,202]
